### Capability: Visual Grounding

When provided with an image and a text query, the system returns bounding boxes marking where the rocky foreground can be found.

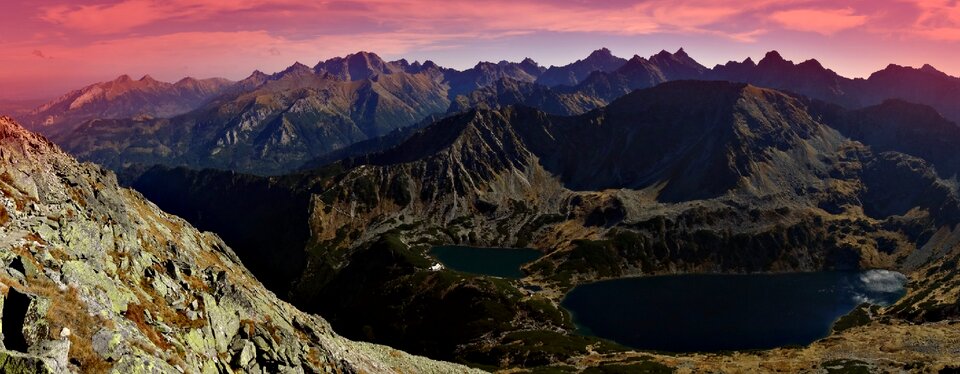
[0,115,479,373]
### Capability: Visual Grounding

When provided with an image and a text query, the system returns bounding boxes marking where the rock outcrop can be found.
[0,115,478,373]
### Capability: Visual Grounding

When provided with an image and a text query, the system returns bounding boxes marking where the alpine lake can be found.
[428,245,907,352]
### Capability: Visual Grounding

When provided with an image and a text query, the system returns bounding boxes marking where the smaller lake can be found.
[561,270,907,352]
[429,246,542,279]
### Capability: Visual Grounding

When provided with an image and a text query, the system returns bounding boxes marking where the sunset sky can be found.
[3,0,960,100]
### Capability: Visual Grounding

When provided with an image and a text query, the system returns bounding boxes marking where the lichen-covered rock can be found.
[0,115,481,373]
[0,350,52,373]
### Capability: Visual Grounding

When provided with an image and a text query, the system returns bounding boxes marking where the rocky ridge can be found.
[0,115,478,373]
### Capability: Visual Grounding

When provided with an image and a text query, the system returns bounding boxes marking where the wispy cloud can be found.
[904,0,960,40]
[39,0,307,34]
[36,0,763,39]
[3,0,960,99]
[770,8,869,35]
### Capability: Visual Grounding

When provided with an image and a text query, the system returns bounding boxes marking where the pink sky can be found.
[2,0,960,100]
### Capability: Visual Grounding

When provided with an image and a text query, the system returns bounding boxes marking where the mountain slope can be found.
[824,99,960,179]
[0,116,477,373]
[447,78,604,116]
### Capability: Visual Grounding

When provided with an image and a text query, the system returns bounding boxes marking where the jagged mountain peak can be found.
[648,48,695,63]
[342,50,389,66]
[520,57,540,67]
[798,58,825,70]
[280,61,312,73]
[99,74,166,90]
[646,48,706,79]
[882,63,904,71]
[536,48,627,87]
[588,47,614,59]
[235,69,271,89]
[580,47,624,65]
[347,50,383,59]
[271,62,317,81]
[248,69,268,78]
[920,63,948,76]
[759,50,790,66]
[314,51,402,81]
[614,55,657,76]
[175,76,199,84]
[313,50,386,66]
[472,61,495,69]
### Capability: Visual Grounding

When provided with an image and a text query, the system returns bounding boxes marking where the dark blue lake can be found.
[429,246,541,279]
[561,270,906,352]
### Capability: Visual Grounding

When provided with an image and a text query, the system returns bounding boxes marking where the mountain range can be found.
[121,81,960,371]
[18,48,960,176]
